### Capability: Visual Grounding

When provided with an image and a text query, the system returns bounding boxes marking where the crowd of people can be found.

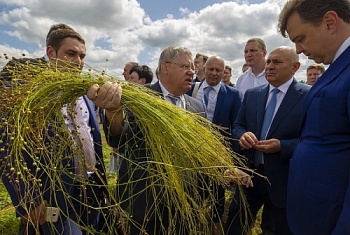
[1,0,350,234]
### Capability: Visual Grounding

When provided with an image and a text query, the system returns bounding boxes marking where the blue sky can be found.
[0,0,313,82]
[137,0,264,20]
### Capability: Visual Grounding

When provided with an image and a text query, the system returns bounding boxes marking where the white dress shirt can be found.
[159,80,186,108]
[61,97,95,176]
[236,67,268,101]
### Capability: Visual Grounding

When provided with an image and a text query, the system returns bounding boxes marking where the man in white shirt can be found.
[236,38,268,101]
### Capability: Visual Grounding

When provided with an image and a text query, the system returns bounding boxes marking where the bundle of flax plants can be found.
[0,59,249,234]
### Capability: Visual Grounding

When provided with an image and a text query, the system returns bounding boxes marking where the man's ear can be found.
[323,11,339,34]
[292,62,301,73]
[263,49,267,57]
[161,62,169,75]
[46,46,55,59]
[140,77,146,84]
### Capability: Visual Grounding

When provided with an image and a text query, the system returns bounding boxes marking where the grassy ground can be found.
[0,182,20,235]
[0,182,262,235]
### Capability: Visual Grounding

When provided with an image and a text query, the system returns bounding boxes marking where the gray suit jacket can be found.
[104,81,205,234]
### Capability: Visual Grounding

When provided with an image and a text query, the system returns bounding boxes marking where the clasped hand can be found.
[239,131,280,153]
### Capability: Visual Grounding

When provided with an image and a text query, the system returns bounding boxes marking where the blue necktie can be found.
[167,94,178,105]
[260,88,280,140]
[254,88,280,166]
[203,86,213,108]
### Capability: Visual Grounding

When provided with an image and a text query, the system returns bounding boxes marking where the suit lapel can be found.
[267,79,303,137]
[83,95,101,143]
[213,83,226,121]
[149,81,162,93]
[301,46,350,126]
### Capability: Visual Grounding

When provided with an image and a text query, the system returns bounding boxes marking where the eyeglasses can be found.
[165,61,195,73]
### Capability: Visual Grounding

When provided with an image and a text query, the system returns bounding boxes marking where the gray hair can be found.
[158,46,193,73]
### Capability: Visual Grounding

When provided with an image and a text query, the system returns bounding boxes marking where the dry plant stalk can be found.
[0,59,250,234]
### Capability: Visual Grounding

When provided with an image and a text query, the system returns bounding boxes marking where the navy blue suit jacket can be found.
[0,96,106,218]
[287,45,350,235]
[233,79,310,208]
[212,83,241,132]
[188,82,241,150]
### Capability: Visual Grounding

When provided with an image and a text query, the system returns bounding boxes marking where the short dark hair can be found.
[278,0,350,37]
[129,65,153,84]
[46,23,74,41]
[195,53,209,64]
[225,65,232,74]
[47,28,85,52]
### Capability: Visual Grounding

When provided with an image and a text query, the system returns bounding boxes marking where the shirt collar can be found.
[268,77,294,94]
[201,80,221,92]
[332,36,350,63]
[248,67,266,78]
[158,80,185,102]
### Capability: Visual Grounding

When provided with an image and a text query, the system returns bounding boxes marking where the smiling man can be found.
[226,47,310,235]
[278,0,350,234]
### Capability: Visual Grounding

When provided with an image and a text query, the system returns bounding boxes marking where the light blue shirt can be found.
[264,77,294,136]
[195,80,221,122]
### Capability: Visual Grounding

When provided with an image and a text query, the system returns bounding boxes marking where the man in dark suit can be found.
[1,28,107,235]
[88,46,205,234]
[225,46,310,235]
[278,1,350,234]
[190,56,241,234]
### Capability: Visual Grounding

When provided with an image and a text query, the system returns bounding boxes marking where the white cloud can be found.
[0,0,312,82]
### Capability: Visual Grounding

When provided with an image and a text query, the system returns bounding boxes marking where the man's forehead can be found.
[308,68,322,73]
[286,12,307,41]
[175,55,193,63]
[60,38,85,51]
[245,41,260,49]
[61,37,84,46]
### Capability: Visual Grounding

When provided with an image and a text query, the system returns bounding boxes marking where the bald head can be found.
[265,46,300,87]
[270,46,299,62]
[204,56,225,86]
